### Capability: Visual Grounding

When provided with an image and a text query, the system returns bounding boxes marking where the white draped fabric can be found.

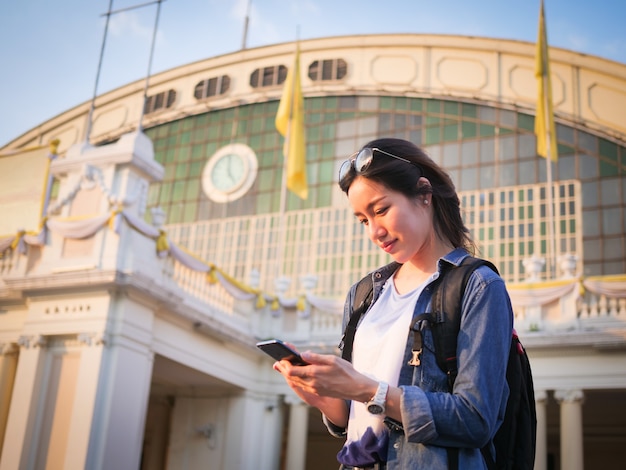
[507,281,579,307]
[583,277,626,298]
[1,210,623,314]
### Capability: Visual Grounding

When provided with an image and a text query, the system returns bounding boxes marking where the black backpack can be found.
[340,256,537,470]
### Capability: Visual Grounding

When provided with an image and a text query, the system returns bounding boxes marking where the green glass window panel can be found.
[426,100,440,114]
[425,116,441,125]
[479,228,485,239]
[508,242,515,256]
[309,113,322,124]
[180,132,191,145]
[425,126,440,145]
[235,120,248,134]
[410,98,423,111]
[380,97,394,110]
[195,113,209,126]
[169,121,180,132]
[321,124,335,140]
[207,126,219,139]
[250,118,263,133]
[557,143,575,155]
[570,220,576,232]
[443,123,458,142]
[500,243,505,257]
[318,187,331,207]
[189,161,203,177]
[519,206,525,218]
[205,142,218,157]
[309,97,324,110]
[309,125,320,140]
[169,206,183,224]
[264,116,277,132]
[159,183,172,204]
[479,124,495,137]
[182,118,194,131]
[259,150,274,167]
[489,227,494,240]
[267,101,279,114]
[444,101,459,116]
[461,103,477,118]
[191,128,204,142]
[540,239,546,254]
[154,150,165,165]
[319,160,334,184]
[258,168,276,191]
[461,121,477,139]
[175,163,189,179]
[599,160,619,177]
[191,144,204,160]
[249,134,262,148]
[599,138,618,161]
[339,112,356,120]
[262,133,278,148]
[147,184,159,206]
[172,181,186,202]
[185,180,199,199]
[499,127,514,135]
[325,96,338,109]
[256,192,271,214]
[395,97,409,110]
[519,243,525,256]
[163,151,176,164]
[322,141,334,157]
[164,165,176,180]
[518,113,534,131]
[179,146,192,161]
[183,202,197,222]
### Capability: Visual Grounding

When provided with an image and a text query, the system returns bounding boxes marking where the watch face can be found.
[202,143,258,203]
[367,404,384,415]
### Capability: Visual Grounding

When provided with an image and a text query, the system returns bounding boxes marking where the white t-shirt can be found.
[338,271,437,465]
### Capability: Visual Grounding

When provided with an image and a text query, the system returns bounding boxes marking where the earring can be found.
[423,200,429,205]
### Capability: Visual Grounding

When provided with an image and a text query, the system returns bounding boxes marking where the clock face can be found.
[202,144,258,202]
[211,152,246,192]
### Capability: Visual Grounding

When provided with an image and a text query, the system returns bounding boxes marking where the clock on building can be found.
[202,143,258,202]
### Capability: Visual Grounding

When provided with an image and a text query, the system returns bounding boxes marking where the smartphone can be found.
[256,339,308,366]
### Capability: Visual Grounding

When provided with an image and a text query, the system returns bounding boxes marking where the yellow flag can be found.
[275,45,308,199]
[534,0,558,162]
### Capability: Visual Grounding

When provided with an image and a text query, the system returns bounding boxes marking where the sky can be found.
[1,0,625,147]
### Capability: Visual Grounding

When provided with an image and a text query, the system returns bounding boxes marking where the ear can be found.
[416,177,433,204]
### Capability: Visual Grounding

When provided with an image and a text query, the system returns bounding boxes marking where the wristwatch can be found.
[366,381,389,415]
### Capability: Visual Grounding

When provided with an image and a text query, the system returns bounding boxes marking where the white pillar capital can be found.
[17,334,47,349]
[77,331,109,347]
[554,388,585,404]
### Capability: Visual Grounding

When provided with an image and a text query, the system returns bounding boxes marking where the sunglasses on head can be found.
[339,147,423,182]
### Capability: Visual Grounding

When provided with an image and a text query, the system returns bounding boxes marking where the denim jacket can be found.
[325,248,513,469]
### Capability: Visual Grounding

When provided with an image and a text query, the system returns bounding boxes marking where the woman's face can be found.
[347,176,433,265]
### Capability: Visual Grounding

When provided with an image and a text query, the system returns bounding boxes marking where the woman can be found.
[274,138,512,469]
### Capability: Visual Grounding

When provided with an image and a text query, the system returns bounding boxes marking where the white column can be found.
[84,332,154,470]
[63,332,108,469]
[0,343,18,455]
[0,335,47,470]
[554,389,584,470]
[534,390,548,470]
[285,396,309,470]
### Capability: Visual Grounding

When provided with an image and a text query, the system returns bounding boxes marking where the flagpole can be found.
[276,33,299,280]
[543,76,557,279]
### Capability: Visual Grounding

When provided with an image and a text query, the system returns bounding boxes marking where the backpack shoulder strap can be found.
[340,273,374,361]
[430,256,499,390]
[431,256,499,470]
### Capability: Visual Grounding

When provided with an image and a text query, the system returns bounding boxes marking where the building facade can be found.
[1,34,625,469]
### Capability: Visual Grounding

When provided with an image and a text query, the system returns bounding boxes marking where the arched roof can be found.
[3,33,626,153]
